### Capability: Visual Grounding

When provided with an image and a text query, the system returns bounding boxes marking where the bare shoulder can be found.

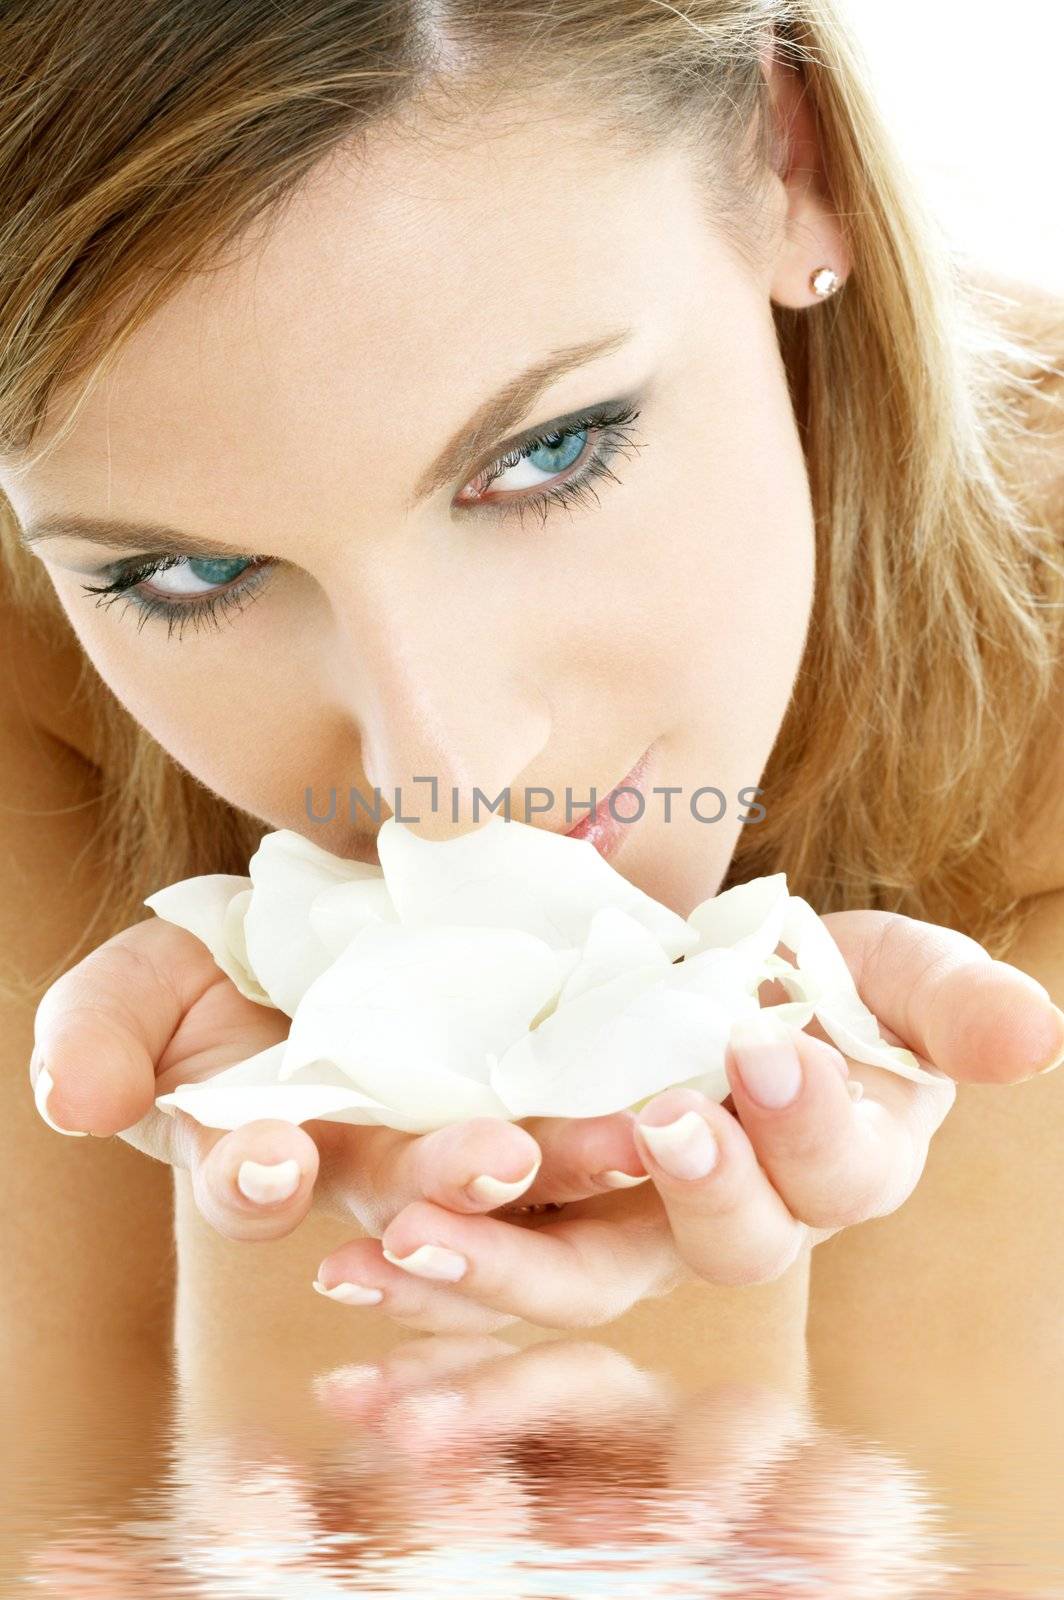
[0,584,174,1351]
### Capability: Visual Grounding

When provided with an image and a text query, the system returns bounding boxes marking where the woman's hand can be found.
[26,915,644,1247]
[310,909,1064,1331]
[29,908,1064,1331]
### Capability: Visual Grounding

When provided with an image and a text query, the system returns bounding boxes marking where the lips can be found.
[564,743,655,861]
[325,744,658,866]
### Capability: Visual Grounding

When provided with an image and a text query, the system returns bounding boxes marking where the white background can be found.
[840,0,1063,294]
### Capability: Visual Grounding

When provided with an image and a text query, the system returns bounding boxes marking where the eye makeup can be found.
[76,396,646,641]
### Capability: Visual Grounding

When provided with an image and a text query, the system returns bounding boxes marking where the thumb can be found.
[29,914,267,1139]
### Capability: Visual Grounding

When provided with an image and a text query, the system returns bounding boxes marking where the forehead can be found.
[8,97,736,532]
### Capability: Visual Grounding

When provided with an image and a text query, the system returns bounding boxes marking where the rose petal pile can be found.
[147,817,941,1135]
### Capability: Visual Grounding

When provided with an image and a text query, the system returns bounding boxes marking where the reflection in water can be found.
[11,1333,1061,1598]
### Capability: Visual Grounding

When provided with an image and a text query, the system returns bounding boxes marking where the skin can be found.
[4,54,1064,1343]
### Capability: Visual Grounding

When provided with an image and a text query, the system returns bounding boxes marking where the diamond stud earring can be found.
[810,265,842,298]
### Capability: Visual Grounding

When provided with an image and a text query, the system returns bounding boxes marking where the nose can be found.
[325,572,553,840]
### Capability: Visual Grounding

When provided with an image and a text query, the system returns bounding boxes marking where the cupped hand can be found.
[311,909,1064,1331]
[26,915,643,1250]
[29,908,1064,1333]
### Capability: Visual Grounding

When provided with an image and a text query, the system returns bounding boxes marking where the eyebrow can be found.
[18,327,634,559]
[410,327,632,502]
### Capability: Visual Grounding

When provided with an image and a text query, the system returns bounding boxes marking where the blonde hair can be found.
[1,0,1062,1000]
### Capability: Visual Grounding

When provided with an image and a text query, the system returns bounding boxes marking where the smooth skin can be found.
[4,48,1064,1356]
[26,829,1063,1336]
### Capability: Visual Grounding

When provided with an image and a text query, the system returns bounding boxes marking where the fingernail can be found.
[597,1169,651,1189]
[466,1154,541,1207]
[638,1111,718,1181]
[236,1157,301,1205]
[730,1014,803,1108]
[312,1278,384,1306]
[382,1244,468,1283]
[32,1064,88,1137]
[1037,1006,1064,1074]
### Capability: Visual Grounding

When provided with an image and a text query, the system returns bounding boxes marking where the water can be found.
[5,1333,1062,1598]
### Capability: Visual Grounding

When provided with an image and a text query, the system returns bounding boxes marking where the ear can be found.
[758,31,852,309]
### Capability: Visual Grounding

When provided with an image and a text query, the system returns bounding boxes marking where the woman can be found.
[1,1,1062,1378]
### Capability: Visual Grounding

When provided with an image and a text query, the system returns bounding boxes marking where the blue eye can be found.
[148,555,257,596]
[77,399,645,641]
[80,550,271,641]
[473,427,590,497]
[457,400,644,523]
[525,428,588,475]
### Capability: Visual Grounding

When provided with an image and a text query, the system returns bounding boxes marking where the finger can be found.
[312,1235,519,1333]
[516,1112,649,1204]
[633,1088,809,1286]
[178,1116,320,1242]
[724,1018,955,1230]
[312,1116,544,1235]
[30,915,284,1137]
[821,908,1064,1083]
[375,1192,675,1329]
[108,1098,321,1253]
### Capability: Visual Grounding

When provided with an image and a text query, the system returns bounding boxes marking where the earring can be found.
[810,265,842,298]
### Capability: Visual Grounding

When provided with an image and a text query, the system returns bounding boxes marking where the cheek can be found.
[552,360,815,754]
[47,574,311,819]
[671,330,815,696]
[672,410,815,743]
[549,339,816,914]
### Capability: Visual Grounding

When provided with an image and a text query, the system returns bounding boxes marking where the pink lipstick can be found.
[565,743,656,861]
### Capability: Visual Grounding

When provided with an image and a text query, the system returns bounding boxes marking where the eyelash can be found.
[79,556,273,643]
[469,400,644,528]
[77,399,645,642]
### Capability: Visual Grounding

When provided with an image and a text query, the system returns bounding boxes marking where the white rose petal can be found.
[147,813,942,1136]
[220,889,259,995]
[376,813,699,959]
[143,874,273,1008]
[243,829,390,1015]
[277,921,568,1131]
[686,871,791,961]
[555,905,673,1008]
[775,895,941,1083]
[306,876,398,958]
[155,1042,401,1129]
[687,874,942,1085]
[492,965,748,1118]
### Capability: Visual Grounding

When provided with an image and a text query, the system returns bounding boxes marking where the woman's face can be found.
[1,81,836,916]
